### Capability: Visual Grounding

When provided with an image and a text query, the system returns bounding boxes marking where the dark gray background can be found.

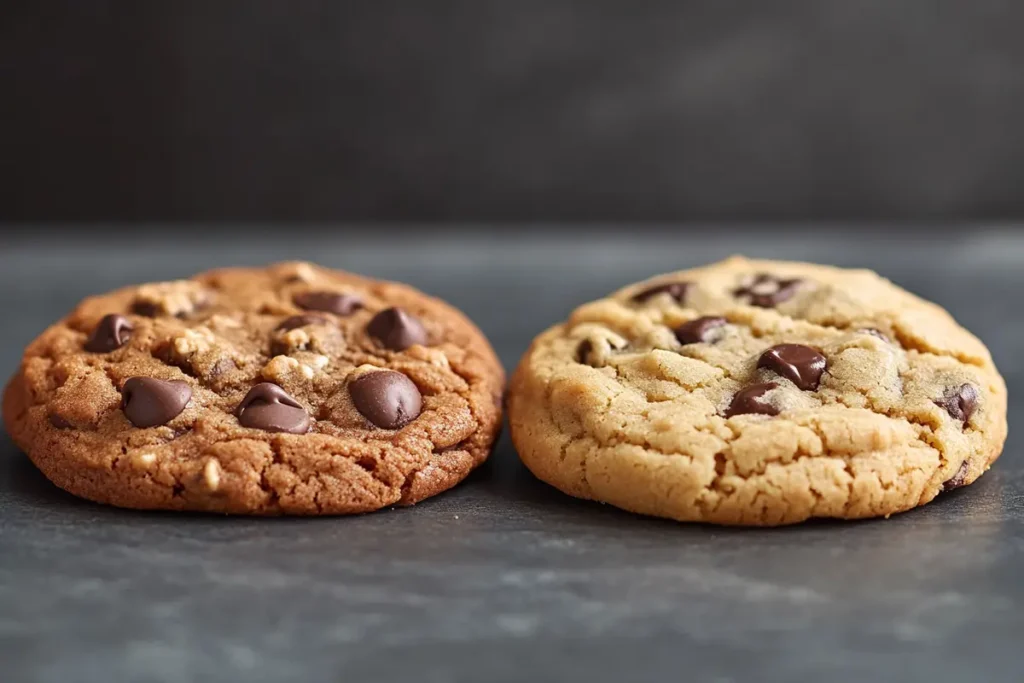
[5,1,1024,222]
[1,228,1022,682]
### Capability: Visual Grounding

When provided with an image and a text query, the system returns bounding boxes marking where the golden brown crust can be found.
[508,256,1007,526]
[3,262,504,514]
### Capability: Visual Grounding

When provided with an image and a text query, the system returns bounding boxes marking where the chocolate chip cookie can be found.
[508,256,1007,526]
[3,262,504,514]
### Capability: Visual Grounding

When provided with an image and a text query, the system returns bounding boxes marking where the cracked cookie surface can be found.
[3,262,504,514]
[508,256,1007,526]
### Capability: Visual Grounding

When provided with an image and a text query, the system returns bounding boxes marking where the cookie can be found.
[508,256,1007,526]
[3,262,504,514]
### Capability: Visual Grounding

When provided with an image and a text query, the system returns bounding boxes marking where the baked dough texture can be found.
[3,262,504,514]
[508,257,1007,526]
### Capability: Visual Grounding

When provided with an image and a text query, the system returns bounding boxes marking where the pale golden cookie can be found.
[508,256,1007,526]
[3,262,504,514]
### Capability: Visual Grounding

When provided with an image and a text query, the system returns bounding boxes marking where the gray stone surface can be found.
[1,229,1022,682]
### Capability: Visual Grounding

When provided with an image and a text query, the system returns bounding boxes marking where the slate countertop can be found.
[2,228,1021,683]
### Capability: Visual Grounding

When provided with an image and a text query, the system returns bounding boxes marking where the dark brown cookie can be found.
[3,262,504,515]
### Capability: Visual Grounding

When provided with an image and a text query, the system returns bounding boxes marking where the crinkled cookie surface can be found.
[509,256,1007,526]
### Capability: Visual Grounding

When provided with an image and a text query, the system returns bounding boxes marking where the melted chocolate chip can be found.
[367,308,428,351]
[725,382,780,417]
[936,384,979,425]
[632,282,691,304]
[675,316,727,345]
[942,461,971,492]
[84,314,134,352]
[349,370,423,429]
[576,339,595,364]
[121,378,192,428]
[733,274,802,308]
[293,291,363,316]
[236,383,311,434]
[276,313,331,331]
[576,337,626,365]
[758,344,826,391]
[130,301,161,317]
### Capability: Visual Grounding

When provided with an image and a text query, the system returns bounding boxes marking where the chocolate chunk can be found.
[276,313,331,331]
[576,339,595,364]
[725,382,780,417]
[349,370,422,429]
[576,337,626,365]
[84,314,134,352]
[236,382,311,434]
[733,274,802,308]
[121,377,192,428]
[936,384,979,424]
[758,344,826,391]
[367,307,428,351]
[130,301,160,317]
[942,461,971,492]
[632,282,691,304]
[293,291,363,316]
[675,316,727,345]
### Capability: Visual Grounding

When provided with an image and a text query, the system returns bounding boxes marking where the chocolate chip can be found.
[576,340,595,364]
[367,307,428,350]
[293,291,363,316]
[276,313,331,331]
[48,413,72,429]
[236,382,311,434]
[725,382,780,418]
[632,282,691,304]
[349,370,422,429]
[675,316,727,345]
[942,461,971,492]
[576,337,626,365]
[84,314,134,352]
[758,344,826,391]
[130,301,161,317]
[936,384,979,425]
[121,377,192,428]
[733,274,802,308]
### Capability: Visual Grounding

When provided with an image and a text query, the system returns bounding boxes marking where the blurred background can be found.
[3,1,1024,226]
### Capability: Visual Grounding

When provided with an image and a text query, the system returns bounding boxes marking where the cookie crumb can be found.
[132,280,210,317]
[261,355,311,382]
